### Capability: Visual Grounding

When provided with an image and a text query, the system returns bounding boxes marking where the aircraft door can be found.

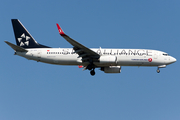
[154,52,158,59]
[37,50,41,58]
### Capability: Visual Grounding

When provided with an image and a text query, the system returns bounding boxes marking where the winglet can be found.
[56,23,65,36]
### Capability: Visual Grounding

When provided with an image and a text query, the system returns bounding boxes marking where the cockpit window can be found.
[163,53,169,56]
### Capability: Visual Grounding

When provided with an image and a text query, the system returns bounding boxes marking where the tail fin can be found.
[11,19,50,48]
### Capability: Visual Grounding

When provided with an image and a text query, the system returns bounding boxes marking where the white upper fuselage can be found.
[6,19,177,75]
[16,48,176,67]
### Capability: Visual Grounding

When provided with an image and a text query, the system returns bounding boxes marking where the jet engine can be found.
[99,56,117,65]
[101,66,121,73]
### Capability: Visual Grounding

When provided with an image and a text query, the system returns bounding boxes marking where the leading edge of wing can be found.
[56,23,99,57]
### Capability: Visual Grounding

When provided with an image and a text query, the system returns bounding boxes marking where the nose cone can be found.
[170,56,177,63]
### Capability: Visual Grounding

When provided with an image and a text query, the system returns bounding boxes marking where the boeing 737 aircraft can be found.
[5,19,176,76]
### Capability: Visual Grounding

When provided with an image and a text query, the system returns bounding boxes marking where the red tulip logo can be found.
[148,58,152,62]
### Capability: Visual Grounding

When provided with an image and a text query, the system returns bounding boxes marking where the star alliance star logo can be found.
[17,33,30,46]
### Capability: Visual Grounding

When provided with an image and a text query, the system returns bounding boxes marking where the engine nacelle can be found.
[99,56,117,65]
[102,66,121,73]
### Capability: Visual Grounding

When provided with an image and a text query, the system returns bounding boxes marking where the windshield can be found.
[163,53,169,56]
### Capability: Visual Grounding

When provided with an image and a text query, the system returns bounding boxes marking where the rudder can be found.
[11,19,50,48]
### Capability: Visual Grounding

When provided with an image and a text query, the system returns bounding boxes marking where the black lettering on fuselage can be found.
[97,49,152,56]
[146,50,152,56]
[137,50,146,56]
[128,49,136,55]
[121,50,127,55]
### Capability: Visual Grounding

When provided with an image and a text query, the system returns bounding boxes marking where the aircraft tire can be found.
[90,70,95,76]
[157,69,160,73]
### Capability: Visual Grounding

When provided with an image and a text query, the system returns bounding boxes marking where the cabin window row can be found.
[47,52,75,54]
[47,52,147,55]
[103,53,146,55]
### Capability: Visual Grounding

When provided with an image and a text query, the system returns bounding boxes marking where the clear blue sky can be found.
[1,0,180,120]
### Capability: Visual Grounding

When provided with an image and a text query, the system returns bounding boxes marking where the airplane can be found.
[5,19,176,76]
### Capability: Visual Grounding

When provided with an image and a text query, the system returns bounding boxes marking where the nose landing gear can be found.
[156,65,166,73]
[157,68,160,73]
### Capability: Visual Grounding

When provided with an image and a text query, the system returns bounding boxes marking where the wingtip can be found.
[56,23,65,36]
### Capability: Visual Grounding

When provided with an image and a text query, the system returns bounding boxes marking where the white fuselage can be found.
[16,48,176,67]
[7,19,177,75]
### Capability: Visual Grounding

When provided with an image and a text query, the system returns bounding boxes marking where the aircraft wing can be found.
[56,24,100,61]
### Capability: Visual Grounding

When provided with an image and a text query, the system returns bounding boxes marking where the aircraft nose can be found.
[170,56,177,63]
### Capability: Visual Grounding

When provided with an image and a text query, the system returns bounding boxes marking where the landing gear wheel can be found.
[90,70,95,76]
[157,69,160,73]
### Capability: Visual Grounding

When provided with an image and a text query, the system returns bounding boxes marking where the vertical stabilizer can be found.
[11,19,50,48]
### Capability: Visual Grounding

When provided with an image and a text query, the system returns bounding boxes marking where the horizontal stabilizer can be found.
[5,41,28,52]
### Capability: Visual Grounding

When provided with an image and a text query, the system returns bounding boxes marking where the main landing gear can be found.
[86,64,96,76]
[90,69,95,76]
